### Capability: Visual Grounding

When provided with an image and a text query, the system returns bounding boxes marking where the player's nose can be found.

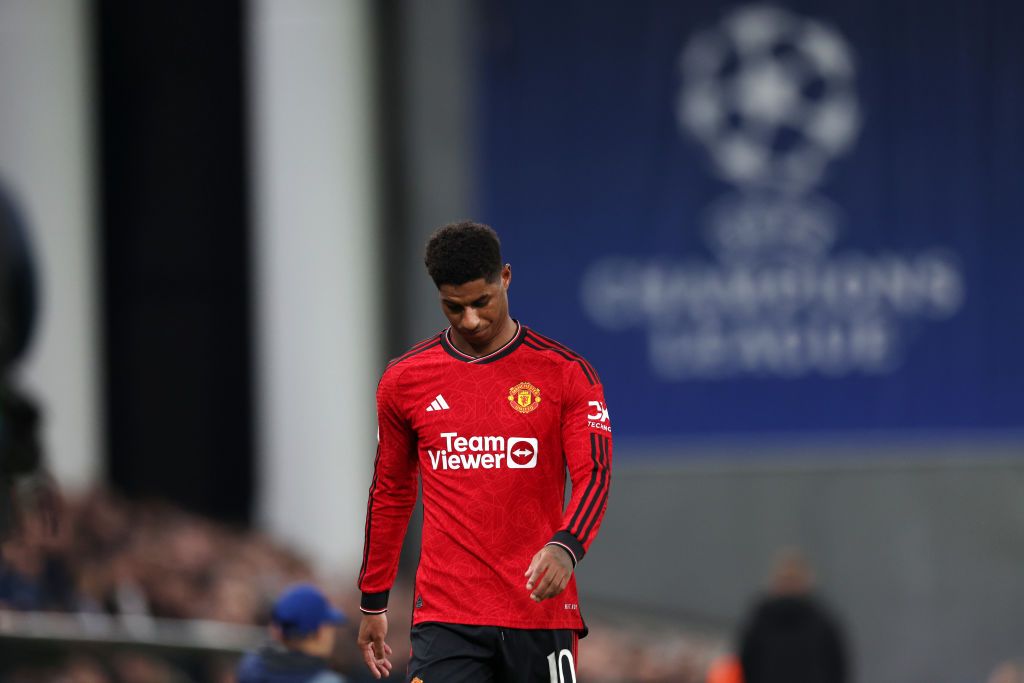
[462,308,481,330]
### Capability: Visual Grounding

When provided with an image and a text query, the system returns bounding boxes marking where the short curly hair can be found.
[424,221,503,287]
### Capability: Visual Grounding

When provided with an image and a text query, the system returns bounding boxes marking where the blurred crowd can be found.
[3,490,1020,683]
[0,488,380,683]
[0,488,313,622]
[1,652,235,683]
[0,488,724,683]
[580,616,723,683]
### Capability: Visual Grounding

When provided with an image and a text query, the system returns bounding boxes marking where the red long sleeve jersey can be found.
[358,322,612,631]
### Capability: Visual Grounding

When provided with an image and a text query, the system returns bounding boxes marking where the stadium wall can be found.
[397,3,1024,683]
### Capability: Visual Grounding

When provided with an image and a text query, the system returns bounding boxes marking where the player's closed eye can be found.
[446,298,489,313]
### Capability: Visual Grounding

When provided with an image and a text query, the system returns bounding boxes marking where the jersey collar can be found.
[441,320,525,364]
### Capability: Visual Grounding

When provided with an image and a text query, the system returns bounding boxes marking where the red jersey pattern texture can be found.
[358,322,612,631]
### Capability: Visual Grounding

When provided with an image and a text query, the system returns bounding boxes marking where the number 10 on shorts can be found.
[547,649,577,683]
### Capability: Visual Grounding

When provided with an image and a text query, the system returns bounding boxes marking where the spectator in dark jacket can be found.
[739,547,848,683]
[237,583,347,683]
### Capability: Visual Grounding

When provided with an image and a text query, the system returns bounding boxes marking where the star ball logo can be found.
[507,381,542,414]
[677,4,860,196]
[581,4,965,380]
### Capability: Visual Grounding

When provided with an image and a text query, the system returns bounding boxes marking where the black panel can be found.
[96,0,252,523]
[374,0,409,360]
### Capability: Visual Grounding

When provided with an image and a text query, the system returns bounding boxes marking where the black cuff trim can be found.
[548,530,585,566]
[360,590,390,613]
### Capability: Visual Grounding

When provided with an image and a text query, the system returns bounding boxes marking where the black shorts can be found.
[408,622,579,683]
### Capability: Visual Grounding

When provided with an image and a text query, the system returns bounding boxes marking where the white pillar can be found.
[0,0,99,491]
[250,0,381,575]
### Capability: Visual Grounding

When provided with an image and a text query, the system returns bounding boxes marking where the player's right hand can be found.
[357,613,393,679]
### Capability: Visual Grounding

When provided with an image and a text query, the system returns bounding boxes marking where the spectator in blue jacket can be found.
[237,583,347,683]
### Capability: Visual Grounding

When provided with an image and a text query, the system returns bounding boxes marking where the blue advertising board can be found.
[477,1,1024,439]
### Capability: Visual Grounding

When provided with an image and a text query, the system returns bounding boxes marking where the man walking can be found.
[357,222,613,681]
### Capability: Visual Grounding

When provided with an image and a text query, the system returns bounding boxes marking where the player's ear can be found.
[501,264,511,289]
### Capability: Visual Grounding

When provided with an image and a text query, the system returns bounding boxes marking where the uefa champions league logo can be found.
[580,4,966,380]
[677,4,861,260]
[677,5,860,196]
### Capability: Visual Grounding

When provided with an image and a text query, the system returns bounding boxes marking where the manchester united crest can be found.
[507,381,542,414]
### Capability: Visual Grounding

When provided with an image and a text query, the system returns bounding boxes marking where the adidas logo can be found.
[426,394,450,412]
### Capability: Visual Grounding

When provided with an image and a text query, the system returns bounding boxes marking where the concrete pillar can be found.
[249,0,381,575]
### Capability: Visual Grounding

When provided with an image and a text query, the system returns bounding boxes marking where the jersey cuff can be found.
[359,590,390,614]
[548,531,585,566]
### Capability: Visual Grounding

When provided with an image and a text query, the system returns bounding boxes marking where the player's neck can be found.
[451,316,517,358]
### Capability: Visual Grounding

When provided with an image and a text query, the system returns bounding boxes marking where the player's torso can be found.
[401,345,567,543]
[392,334,582,628]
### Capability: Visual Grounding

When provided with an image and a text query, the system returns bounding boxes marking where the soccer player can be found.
[357,221,613,682]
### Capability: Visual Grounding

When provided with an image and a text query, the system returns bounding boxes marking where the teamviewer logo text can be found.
[427,433,539,470]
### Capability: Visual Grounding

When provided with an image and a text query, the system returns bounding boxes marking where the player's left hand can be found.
[524,544,574,602]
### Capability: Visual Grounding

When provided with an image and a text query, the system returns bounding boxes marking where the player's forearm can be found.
[558,433,612,560]
[358,525,403,611]
[358,554,399,613]
[357,492,416,612]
